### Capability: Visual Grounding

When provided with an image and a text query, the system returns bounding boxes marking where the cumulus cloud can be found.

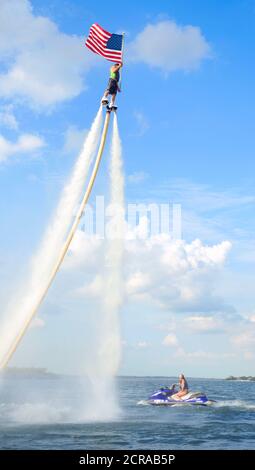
[0,6,211,108]
[0,105,18,130]
[174,348,235,360]
[65,227,231,315]
[137,341,149,349]
[126,271,151,296]
[162,333,178,347]
[232,331,255,347]
[248,314,255,323]
[0,133,45,163]
[182,315,224,333]
[125,236,231,312]
[161,333,235,359]
[128,20,211,72]
[64,230,102,270]
[0,0,97,108]
[243,352,254,360]
[76,275,103,297]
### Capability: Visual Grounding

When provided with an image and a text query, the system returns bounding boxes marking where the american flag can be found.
[85,23,123,63]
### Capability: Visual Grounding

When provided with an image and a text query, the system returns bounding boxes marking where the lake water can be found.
[0,374,254,450]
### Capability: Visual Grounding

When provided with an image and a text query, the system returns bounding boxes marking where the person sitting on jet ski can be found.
[171,374,189,400]
[101,63,122,108]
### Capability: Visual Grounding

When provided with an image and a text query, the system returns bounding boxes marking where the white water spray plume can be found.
[0,107,103,367]
[99,113,124,377]
[84,113,125,420]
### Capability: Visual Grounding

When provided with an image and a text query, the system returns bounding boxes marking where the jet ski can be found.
[147,385,215,406]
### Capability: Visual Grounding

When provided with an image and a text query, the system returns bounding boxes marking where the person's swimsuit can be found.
[181,378,189,392]
[107,69,120,95]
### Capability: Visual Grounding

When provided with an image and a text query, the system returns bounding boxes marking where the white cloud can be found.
[65,228,232,315]
[162,333,178,347]
[125,236,231,312]
[137,341,149,349]
[232,331,255,347]
[76,275,103,297]
[161,238,231,270]
[0,133,45,163]
[182,315,224,333]
[128,171,149,184]
[0,7,211,109]
[0,104,18,130]
[126,271,151,296]
[0,0,98,108]
[64,230,102,270]
[174,348,235,360]
[133,111,149,136]
[128,20,211,72]
[63,126,88,155]
[243,352,254,360]
[156,317,176,332]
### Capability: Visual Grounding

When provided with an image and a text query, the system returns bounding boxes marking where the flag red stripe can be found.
[86,38,121,57]
[86,37,120,56]
[90,28,108,45]
[91,24,111,41]
[85,23,122,63]
[90,30,108,48]
[94,23,112,38]
[86,42,100,55]
[89,34,106,49]
[86,38,122,60]
[86,47,121,63]
[86,44,122,62]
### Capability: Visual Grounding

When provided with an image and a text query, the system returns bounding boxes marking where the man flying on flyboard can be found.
[85,23,124,112]
[101,63,122,111]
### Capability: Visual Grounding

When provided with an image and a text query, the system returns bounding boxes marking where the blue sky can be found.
[0,0,255,377]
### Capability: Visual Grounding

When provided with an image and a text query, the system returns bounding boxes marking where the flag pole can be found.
[119,32,125,91]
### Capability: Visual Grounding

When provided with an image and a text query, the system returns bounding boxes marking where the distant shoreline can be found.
[2,367,57,377]
[226,375,255,382]
[1,368,255,381]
